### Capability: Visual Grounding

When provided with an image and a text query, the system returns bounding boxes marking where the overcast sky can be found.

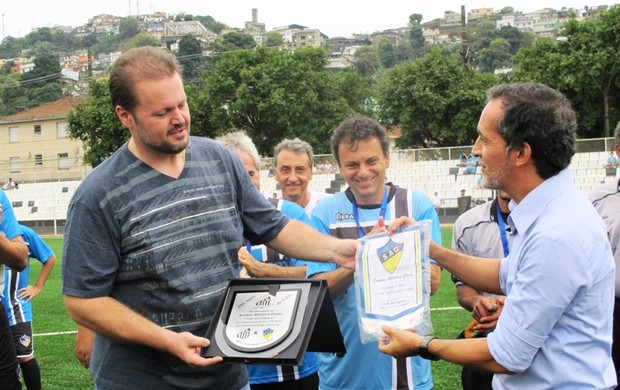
[1,0,617,39]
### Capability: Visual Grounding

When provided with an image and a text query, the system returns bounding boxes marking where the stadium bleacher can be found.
[1,151,613,234]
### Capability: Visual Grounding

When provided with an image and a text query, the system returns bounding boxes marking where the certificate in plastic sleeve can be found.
[354,222,433,343]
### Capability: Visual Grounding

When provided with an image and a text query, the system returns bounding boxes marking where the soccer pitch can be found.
[33,228,469,389]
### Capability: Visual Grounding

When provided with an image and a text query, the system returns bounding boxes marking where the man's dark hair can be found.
[331,114,390,165]
[109,46,182,114]
[488,82,576,179]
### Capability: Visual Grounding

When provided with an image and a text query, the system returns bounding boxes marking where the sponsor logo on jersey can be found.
[335,212,354,221]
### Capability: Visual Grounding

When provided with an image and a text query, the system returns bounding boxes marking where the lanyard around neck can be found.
[352,186,388,238]
[496,202,510,257]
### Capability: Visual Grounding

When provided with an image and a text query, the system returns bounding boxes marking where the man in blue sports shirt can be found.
[304,115,442,390]
[3,224,56,390]
[0,192,28,390]
[218,131,320,390]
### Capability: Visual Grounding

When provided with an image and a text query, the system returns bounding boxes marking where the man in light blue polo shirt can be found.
[379,83,616,389]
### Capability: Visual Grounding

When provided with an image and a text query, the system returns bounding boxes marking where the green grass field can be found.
[31,228,469,389]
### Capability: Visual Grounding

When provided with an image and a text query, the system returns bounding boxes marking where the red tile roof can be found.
[0,97,84,124]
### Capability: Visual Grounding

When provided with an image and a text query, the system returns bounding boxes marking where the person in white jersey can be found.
[274,138,329,216]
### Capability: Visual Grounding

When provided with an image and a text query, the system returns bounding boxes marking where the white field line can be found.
[33,306,466,337]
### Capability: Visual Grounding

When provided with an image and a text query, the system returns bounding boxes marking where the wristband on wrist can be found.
[419,336,439,361]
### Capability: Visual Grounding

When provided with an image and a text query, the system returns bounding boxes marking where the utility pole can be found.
[460,5,469,73]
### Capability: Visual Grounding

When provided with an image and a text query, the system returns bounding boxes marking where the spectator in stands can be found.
[430,191,443,214]
[274,138,329,216]
[603,151,619,169]
[2,178,16,191]
[463,154,479,175]
[62,46,357,390]
[2,225,56,390]
[458,189,472,215]
[303,114,442,390]
[459,152,469,166]
[590,120,620,385]
[217,131,320,390]
[451,191,511,390]
[378,83,615,388]
[0,192,28,390]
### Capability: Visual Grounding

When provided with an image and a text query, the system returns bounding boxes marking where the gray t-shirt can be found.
[62,137,289,389]
[590,178,620,297]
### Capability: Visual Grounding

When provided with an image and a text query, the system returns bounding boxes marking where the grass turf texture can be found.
[32,228,470,389]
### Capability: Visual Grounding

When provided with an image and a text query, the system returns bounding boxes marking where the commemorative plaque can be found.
[202,278,345,364]
[224,289,300,353]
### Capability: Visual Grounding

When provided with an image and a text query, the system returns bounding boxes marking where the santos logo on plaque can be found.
[225,290,300,352]
[202,278,344,364]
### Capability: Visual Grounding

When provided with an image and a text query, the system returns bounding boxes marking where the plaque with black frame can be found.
[202,278,345,365]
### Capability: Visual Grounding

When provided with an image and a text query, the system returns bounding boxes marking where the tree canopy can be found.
[379,47,498,148]
[513,4,620,138]
[191,46,363,155]
[66,78,128,166]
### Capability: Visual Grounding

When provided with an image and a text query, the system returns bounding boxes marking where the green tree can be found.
[264,32,284,48]
[27,83,63,105]
[209,31,257,52]
[409,13,423,25]
[194,46,354,155]
[354,46,382,77]
[477,38,512,73]
[0,36,24,58]
[91,34,121,55]
[177,34,203,83]
[0,77,29,115]
[379,47,498,148]
[80,33,99,49]
[333,71,375,117]
[378,39,396,68]
[119,17,140,41]
[123,33,160,51]
[21,53,60,90]
[195,15,227,34]
[514,5,620,138]
[25,28,53,47]
[66,79,129,166]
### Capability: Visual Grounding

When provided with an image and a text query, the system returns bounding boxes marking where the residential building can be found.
[161,20,216,50]
[468,8,494,21]
[245,8,266,44]
[0,97,90,184]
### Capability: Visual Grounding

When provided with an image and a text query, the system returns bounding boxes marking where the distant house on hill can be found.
[0,97,91,183]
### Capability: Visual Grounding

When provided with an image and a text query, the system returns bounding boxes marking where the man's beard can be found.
[134,120,188,155]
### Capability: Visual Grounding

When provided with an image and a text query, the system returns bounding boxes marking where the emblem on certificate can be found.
[354,222,434,343]
[225,290,300,352]
[202,278,345,364]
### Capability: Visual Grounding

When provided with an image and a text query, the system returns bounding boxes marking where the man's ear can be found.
[514,142,532,167]
[115,106,133,129]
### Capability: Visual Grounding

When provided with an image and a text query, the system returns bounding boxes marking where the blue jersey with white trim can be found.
[305,184,441,390]
[3,225,54,325]
[244,198,320,384]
